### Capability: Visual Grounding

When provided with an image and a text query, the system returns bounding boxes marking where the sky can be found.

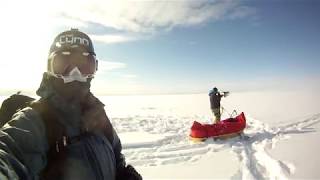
[0,0,319,95]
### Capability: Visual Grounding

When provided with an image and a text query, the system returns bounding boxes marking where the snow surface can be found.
[102,91,320,180]
[1,91,320,179]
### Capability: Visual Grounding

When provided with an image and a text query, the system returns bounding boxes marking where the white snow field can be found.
[102,91,320,180]
[1,90,319,179]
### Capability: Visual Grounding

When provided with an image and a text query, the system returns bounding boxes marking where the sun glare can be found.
[0,1,58,94]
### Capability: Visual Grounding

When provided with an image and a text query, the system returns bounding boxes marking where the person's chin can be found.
[52,79,90,102]
[68,89,89,103]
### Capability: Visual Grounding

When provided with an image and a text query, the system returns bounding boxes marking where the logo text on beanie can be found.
[58,34,90,46]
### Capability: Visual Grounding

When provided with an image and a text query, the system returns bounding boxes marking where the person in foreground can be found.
[0,28,142,180]
[209,87,229,124]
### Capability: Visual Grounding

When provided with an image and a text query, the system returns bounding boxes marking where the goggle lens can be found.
[50,51,97,76]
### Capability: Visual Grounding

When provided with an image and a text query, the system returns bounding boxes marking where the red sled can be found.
[190,112,246,141]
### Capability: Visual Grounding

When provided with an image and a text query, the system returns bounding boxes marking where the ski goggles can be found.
[48,50,98,83]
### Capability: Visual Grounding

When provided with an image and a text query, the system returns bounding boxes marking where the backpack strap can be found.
[30,100,68,180]
[30,100,63,148]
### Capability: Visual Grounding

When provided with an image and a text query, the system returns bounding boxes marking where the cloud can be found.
[122,74,137,79]
[227,5,257,19]
[1,0,255,45]
[52,0,255,33]
[97,60,127,72]
[51,16,88,28]
[90,34,138,44]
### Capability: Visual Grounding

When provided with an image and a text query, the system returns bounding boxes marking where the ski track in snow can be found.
[111,112,320,179]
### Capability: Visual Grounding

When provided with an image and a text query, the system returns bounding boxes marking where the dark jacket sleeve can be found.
[102,113,126,170]
[0,108,48,180]
[0,136,29,180]
[111,129,126,170]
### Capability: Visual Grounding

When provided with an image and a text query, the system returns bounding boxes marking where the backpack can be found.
[0,92,35,126]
